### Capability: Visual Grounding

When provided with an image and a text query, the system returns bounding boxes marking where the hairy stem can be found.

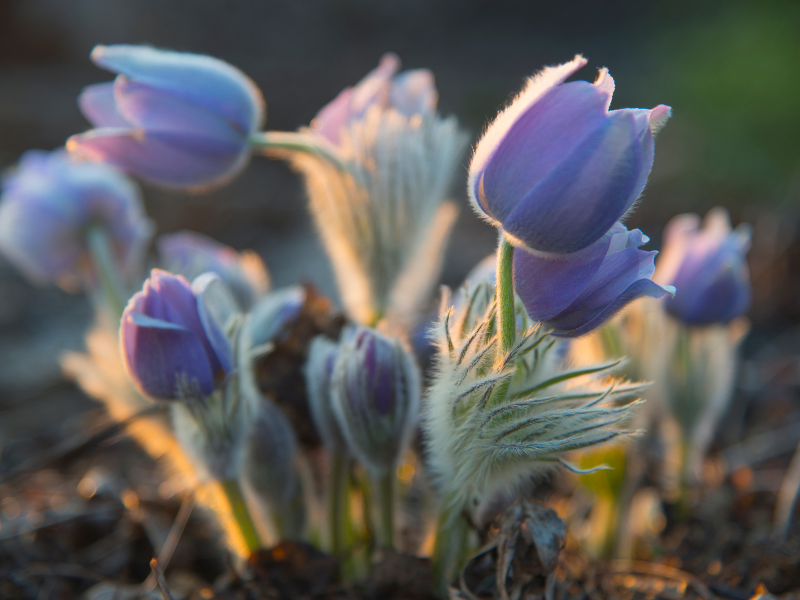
[432,496,469,596]
[496,234,516,357]
[250,131,345,170]
[329,452,350,556]
[373,471,394,548]
[221,478,262,553]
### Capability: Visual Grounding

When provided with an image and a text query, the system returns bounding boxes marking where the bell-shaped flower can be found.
[120,269,233,400]
[656,208,751,326]
[330,326,420,476]
[158,231,269,310]
[0,149,152,291]
[291,53,467,324]
[514,223,674,337]
[67,45,265,190]
[468,55,671,255]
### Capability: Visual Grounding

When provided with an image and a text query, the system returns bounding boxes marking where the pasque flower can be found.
[468,55,671,255]
[290,53,467,325]
[121,269,233,400]
[0,149,151,290]
[656,208,751,325]
[331,326,420,476]
[158,231,269,310]
[514,223,674,337]
[68,45,265,189]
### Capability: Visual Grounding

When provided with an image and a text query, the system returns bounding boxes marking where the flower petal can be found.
[390,68,438,116]
[91,44,264,133]
[121,310,215,398]
[67,127,248,189]
[79,82,130,128]
[502,110,643,253]
[191,272,235,373]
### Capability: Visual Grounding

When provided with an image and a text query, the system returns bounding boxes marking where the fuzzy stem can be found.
[496,234,516,357]
[373,471,394,548]
[432,496,469,596]
[86,226,128,322]
[221,478,262,553]
[250,131,346,171]
[329,452,350,556]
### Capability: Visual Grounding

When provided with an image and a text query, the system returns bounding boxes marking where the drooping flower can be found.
[68,45,265,190]
[514,223,674,337]
[330,326,420,476]
[289,53,467,325]
[656,208,751,325]
[158,231,269,310]
[0,149,152,291]
[120,269,233,400]
[468,55,671,255]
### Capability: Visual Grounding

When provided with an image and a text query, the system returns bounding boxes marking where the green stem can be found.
[86,226,128,322]
[329,453,350,556]
[221,478,262,553]
[431,495,469,596]
[496,235,516,356]
[249,131,346,171]
[373,471,394,548]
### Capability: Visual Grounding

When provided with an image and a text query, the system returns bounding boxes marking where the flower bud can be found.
[514,223,674,337]
[656,208,751,325]
[120,269,232,400]
[0,150,152,291]
[158,231,269,310]
[468,55,670,255]
[330,326,420,475]
[68,44,265,190]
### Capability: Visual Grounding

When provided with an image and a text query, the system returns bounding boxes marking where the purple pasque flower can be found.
[310,52,438,146]
[468,55,671,255]
[305,334,348,454]
[158,231,269,310]
[330,326,420,475]
[121,269,233,400]
[67,45,265,190]
[0,149,151,291]
[514,223,674,337]
[656,208,751,325]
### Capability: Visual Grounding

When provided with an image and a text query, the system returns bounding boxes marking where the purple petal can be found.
[513,230,613,322]
[67,127,249,189]
[480,80,612,222]
[349,52,400,116]
[113,77,246,143]
[502,110,643,253]
[91,45,264,134]
[390,69,438,116]
[191,272,234,373]
[547,245,671,336]
[310,87,353,145]
[121,310,215,398]
[79,82,131,128]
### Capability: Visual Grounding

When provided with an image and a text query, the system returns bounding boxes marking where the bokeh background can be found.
[1,0,799,422]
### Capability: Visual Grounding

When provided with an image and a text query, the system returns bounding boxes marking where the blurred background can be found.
[0,0,799,409]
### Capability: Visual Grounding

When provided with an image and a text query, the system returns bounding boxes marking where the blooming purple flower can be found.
[67,45,265,190]
[310,52,438,145]
[0,149,151,290]
[656,208,751,325]
[514,223,674,337]
[158,231,269,310]
[121,269,233,400]
[468,55,671,255]
[330,326,420,475]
